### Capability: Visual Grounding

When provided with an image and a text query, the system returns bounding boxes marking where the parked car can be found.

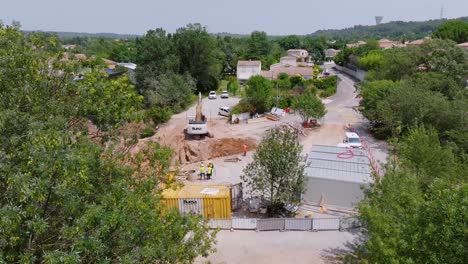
[218,106,230,117]
[208,91,217,99]
[220,90,229,99]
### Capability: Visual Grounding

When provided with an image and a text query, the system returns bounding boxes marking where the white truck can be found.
[338,132,362,148]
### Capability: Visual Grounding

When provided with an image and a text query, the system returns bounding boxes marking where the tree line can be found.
[345,22,468,263]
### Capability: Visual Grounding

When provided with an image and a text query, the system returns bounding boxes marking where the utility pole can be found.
[440,5,444,19]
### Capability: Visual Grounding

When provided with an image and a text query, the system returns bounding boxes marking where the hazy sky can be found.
[1,0,467,35]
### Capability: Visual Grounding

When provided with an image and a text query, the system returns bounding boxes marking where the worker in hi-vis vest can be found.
[199,162,206,180]
[207,165,213,180]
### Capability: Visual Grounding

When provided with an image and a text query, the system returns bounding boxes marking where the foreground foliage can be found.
[358,127,467,263]
[0,23,215,263]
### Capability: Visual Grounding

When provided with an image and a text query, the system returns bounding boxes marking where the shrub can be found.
[231,99,255,115]
[140,126,155,138]
[320,85,337,97]
[145,107,172,125]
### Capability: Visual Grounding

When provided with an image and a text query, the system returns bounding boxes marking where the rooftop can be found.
[262,66,313,79]
[345,132,360,138]
[162,184,230,199]
[305,145,372,184]
[237,60,261,67]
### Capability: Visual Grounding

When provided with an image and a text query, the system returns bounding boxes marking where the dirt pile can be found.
[175,137,256,164]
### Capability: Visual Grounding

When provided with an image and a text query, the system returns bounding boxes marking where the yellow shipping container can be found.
[161,185,232,219]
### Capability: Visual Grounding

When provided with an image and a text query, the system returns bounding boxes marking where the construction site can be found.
[118,66,388,263]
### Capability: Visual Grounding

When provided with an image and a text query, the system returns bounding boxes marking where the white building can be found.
[236,60,261,83]
[303,145,373,209]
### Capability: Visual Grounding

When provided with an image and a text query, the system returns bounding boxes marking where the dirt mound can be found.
[176,137,256,164]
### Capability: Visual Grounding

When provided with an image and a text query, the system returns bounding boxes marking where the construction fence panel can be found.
[339,217,361,230]
[230,183,243,210]
[257,219,285,231]
[312,218,340,231]
[284,218,313,231]
[232,218,257,230]
[208,219,232,230]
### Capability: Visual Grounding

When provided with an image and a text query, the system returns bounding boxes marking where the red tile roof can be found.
[237,60,261,66]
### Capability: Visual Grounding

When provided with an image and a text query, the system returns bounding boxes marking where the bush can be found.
[320,85,337,97]
[312,75,338,90]
[140,126,155,138]
[231,99,255,115]
[227,77,239,96]
[290,75,304,88]
[145,107,172,125]
[277,94,295,109]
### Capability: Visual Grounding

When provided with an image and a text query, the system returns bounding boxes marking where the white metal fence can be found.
[208,217,360,232]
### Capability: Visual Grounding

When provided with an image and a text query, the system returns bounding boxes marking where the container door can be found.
[178,198,203,215]
[230,183,243,210]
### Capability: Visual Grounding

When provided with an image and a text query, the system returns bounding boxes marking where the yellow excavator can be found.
[186,93,209,138]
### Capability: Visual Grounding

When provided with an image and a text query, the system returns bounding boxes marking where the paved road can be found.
[323,65,389,168]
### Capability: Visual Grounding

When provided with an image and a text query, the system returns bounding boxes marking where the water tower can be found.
[375,16,384,25]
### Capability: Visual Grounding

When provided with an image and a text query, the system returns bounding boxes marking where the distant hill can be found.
[310,17,468,41]
[23,30,140,39]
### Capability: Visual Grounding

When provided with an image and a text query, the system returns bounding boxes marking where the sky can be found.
[1,0,467,35]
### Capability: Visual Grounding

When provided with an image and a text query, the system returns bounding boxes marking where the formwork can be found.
[162,185,231,219]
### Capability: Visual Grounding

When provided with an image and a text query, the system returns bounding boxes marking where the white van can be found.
[218,106,230,117]
[343,132,362,148]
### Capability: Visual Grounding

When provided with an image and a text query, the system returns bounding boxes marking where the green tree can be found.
[278,35,302,50]
[142,73,195,113]
[244,31,272,68]
[227,76,240,96]
[302,36,327,63]
[174,23,223,93]
[0,24,216,263]
[433,20,468,43]
[241,126,305,214]
[293,92,327,124]
[358,49,384,70]
[78,71,144,131]
[358,127,467,263]
[135,28,179,85]
[245,75,273,113]
[272,73,292,90]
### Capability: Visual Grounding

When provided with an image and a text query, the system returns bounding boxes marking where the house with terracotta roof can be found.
[346,41,367,48]
[279,56,297,66]
[378,39,395,49]
[287,49,311,62]
[236,60,261,83]
[406,37,431,46]
[457,42,468,50]
[260,66,313,80]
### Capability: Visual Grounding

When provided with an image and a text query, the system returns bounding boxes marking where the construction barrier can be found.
[231,218,257,230]
[284,218,313,231]
[208,219,232,230]
[312,218,340,231]
[208,217,357,232]
[257,219,285,231]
